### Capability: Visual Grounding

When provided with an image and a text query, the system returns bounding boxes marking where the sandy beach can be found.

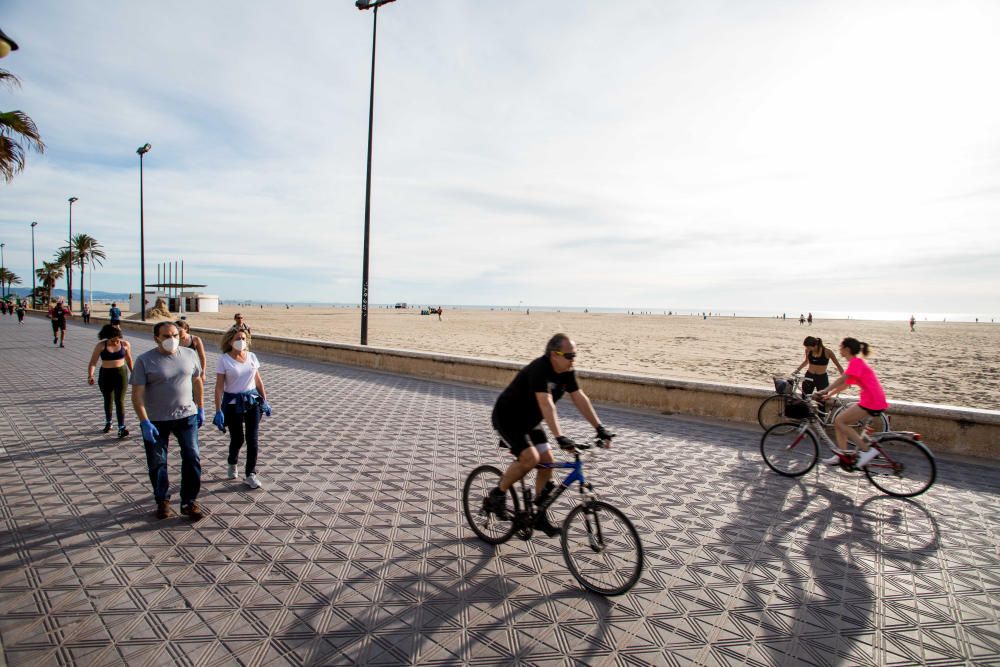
[175,306,1000,411]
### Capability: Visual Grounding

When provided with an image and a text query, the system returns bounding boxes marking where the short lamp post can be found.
[355,0,397,346]
[30,222,37,307]
[67,197,77,309]
[0,242,5,299]
[137,143,151,321]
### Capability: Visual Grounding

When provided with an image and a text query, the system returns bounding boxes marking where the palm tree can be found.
[72,233,106,308]
[1,68,45,183]
[36,261,64,305]
[0,269,20,298]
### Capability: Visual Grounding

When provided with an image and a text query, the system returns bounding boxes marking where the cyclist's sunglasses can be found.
[553,350,577,360]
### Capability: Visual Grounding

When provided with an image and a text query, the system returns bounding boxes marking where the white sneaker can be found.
[245,473,262,489]
[227,464,237,480]
[821,453,843,465]
[856,449,879,468]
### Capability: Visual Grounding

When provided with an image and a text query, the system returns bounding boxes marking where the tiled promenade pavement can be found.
[1,315,999,667]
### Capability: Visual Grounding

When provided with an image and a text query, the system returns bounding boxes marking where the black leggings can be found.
[98,366,128,426]
[802,372,829,396]
[224,404,261,476]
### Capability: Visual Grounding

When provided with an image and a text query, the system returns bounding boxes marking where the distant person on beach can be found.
[109,302,122,325]
[815,337,888,468]
[48,298,70,347]
[807,312,813,325]
[799,314,805,325]
[232,312,251,335]
[909,315,916,332]
[81,303,91,324]
[130,322,206,521]
[176,320,207,381]
[437,306,443,321]
[213,327,271,490]
[793,336,843,397]
[87,324,134,438]
[485,333,615,537]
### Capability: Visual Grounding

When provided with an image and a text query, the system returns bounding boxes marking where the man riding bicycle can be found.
[488,333,614,536]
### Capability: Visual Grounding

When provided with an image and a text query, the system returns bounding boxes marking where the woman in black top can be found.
[87,324,134,437]
[793,336,843,396]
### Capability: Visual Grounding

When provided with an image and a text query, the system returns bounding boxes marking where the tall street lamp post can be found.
[137,144,151,321]
[355,0,397,346]
[30,221,37,307]
[1,242,5,299]
[67,197,77,309]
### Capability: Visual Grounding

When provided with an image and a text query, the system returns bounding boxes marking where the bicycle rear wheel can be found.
[462,465,517,545]
[561,500,643,596]
[757,395,787,429]
[864,437,936,497]
[760,423,818,476]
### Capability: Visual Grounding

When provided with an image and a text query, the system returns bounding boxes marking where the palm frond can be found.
[0,111,45,151]
[0,135,25,183]
[0,69,22,90]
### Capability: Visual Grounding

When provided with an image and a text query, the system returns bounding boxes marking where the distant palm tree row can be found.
[1,235,107,308]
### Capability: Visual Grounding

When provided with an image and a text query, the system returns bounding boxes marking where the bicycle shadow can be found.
[721,473,940,665]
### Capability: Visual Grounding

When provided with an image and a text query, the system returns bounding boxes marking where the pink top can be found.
[844,357,889,411]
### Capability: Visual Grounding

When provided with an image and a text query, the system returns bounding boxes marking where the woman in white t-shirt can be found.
[213,328,271,489]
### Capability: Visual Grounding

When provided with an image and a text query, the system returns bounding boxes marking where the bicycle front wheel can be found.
[462,465,517,545]
[561,500,643,596]
[760,423,818,476]
[864,437,936,497]
[757,395,787,429]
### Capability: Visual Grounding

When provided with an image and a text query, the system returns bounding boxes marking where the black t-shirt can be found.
[493,355,580,431]
[53,304,67,322]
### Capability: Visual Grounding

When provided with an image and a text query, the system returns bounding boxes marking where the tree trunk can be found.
[79,259,85,313]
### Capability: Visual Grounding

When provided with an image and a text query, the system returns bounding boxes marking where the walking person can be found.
[909,315,916,332]
[87,324,134,438]
[48,298,71,347]
[130,322,206,520]
[109,302,122,326]
[176,319,208,381]
[815,337,889,467]
[231,312,251,335]
[213,328,272,490]
[15,300,25,324]
[81,303,91,324]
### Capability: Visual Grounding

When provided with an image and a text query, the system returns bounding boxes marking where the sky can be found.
[2,0,999,315]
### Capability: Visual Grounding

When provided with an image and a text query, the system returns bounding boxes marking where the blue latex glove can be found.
[140,419,159,443]
[212,410,226,432]
[196,407,205,428]
[261,400,272,417]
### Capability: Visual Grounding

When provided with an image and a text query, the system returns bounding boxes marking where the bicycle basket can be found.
[783,398,812,419]
[773,377,795,396]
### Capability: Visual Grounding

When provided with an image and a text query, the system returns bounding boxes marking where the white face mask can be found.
[160,337,179,353]
[232,339,248,352]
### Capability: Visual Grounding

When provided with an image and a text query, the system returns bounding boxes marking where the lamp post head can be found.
[356,0,397,9]
[137,143,152,156]
[0,28,18,58]
[68,197,78,204]
[31,221,37,227]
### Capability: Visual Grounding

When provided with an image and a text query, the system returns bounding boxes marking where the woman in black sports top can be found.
[793,336,843,396]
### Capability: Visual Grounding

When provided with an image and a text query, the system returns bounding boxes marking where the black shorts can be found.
[802,372,829,395]
[492,415,549,457]
[52,319,66,332]
[860,406,885,417]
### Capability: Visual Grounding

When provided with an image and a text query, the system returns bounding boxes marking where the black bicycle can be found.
[463,438,644,596]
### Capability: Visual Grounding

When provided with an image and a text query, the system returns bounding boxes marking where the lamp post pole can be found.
[356,0,397,346]
[67,197,77,309]
[1,242,5,299]
[30,222,37,307]
[137,144,151,321]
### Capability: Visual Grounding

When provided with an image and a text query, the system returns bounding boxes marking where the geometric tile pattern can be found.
[1,314,999,666]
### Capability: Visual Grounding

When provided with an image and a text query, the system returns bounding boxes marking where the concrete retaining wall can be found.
[38,310,1000,460]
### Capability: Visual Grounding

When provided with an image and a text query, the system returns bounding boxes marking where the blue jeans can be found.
[143,415,201,504]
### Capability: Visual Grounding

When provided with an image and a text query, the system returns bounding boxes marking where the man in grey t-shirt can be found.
[131,321,206,520]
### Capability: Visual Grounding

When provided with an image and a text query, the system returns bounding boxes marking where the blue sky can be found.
[2,0,999,314]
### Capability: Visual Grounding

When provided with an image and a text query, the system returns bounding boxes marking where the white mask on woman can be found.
[232,339,248,352]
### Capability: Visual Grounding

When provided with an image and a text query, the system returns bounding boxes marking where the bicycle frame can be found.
[783,411,913,473]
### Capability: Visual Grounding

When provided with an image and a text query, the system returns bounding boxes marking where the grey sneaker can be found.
[821,453,842,465]
[227,464,237,480]
[245,473,262,490]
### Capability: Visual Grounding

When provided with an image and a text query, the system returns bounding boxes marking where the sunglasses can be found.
[553,350,577,360]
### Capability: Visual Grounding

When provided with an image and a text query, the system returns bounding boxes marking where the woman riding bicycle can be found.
[793,336,843,397]
[815,337,888,467]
